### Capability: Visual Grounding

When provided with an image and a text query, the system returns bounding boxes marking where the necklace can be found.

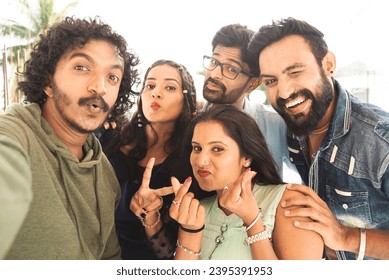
[208,223,228,260]
[310,127,329,135]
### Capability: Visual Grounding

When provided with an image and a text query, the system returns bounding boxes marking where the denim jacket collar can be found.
[330,79,351,140]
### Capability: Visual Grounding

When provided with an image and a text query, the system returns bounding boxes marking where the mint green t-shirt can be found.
[201,183,287,260]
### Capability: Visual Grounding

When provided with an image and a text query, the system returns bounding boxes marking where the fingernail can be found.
[186,176,192,182]
[294,221,300,227]
[284,210,290,215]
[286,183,293,189]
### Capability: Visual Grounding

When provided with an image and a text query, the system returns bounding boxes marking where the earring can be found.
[137,113,143,128]
[244,162,250,167]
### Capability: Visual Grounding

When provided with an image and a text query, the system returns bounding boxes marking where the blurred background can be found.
[1,0,388,111]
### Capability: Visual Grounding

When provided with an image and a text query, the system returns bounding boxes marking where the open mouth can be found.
[86,102,104,114]
[285,96,306,109]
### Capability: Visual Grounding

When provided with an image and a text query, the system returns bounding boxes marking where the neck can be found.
[41,105,88,161]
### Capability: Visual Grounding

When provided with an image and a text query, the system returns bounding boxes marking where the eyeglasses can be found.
[203,55,255,80]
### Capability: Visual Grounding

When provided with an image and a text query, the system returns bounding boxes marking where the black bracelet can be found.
[179,224,205,233]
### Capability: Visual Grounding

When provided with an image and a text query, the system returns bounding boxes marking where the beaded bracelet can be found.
[176,240,201,256]
[141,211,161,228]
[243,226,271,246]
[179,224,205,233]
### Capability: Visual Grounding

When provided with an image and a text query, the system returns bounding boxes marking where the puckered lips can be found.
[206,81,222,91]
[150,102,161,111]
[197,169,211,178]
[85,99,106,115]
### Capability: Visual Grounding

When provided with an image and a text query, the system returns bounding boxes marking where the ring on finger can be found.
[172,200,181,206]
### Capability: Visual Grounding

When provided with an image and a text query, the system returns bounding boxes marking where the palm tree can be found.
[1,0,79,107]
[1,0,79,45]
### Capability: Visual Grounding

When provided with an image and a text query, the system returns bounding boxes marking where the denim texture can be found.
[287,80,389,260]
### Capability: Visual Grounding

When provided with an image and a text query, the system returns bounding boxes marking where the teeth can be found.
[285,97,305,108]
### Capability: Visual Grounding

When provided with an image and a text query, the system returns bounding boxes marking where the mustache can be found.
[78,95,110,112]
[204,77,226,92]
[276,89,312,108]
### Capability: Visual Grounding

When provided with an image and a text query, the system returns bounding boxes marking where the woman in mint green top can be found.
[169,104,324,260]
[201,184,286,260]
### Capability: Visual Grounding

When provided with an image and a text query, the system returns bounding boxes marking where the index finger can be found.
[140,157,155,190]
[153,186,174,197]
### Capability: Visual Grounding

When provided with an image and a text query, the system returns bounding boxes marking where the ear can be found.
[246,77,261,93]
[43,81,53,97]
[243,157,253,167]
[322,51,336,77]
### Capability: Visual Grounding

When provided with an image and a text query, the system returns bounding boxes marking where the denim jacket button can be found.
[342,203,348,209]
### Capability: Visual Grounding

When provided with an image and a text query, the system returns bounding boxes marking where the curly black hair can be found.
[17,16,140,123]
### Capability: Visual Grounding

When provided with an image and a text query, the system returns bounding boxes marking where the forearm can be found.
[145,213,177,259]
[343,227,389,260]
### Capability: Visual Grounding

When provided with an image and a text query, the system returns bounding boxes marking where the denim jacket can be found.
[287,80,389,260]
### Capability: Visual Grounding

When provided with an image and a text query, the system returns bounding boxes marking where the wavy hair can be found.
[17,16,140,123]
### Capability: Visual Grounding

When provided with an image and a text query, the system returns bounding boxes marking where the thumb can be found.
[241,169,257,195]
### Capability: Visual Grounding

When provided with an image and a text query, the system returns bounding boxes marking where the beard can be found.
[274,72,334,136]
[51,81,111,134]
[203,77,248,105]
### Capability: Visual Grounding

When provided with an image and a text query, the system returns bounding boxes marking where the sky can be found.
[1,0,388,106]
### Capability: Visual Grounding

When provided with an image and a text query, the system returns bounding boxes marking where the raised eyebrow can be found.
[259,73,276,79]
[192,140,228,146]
[146,77,180,84]
[69,52,124,72]
[212,53,243,69]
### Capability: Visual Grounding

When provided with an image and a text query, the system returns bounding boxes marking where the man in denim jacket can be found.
[248,17,389,260]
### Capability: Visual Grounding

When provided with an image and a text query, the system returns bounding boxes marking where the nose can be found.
[151,88,162,99]
[210,64,223,80]
[88,74,107,96]
[277,79,295,100]
[196,151,210,167]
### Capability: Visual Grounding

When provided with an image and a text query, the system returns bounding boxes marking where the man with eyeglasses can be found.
[202,23,300,183]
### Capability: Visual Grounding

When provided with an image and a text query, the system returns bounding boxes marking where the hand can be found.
[219,169,259,224]
[130,157,174,220]
[169,176,205,231]
[281,184,348,251]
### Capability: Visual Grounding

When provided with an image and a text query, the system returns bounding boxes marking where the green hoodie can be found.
[0,103,121,259]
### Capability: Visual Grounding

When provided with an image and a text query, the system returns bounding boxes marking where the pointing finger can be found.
[140,157,155,190]
[153,186,174,197]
